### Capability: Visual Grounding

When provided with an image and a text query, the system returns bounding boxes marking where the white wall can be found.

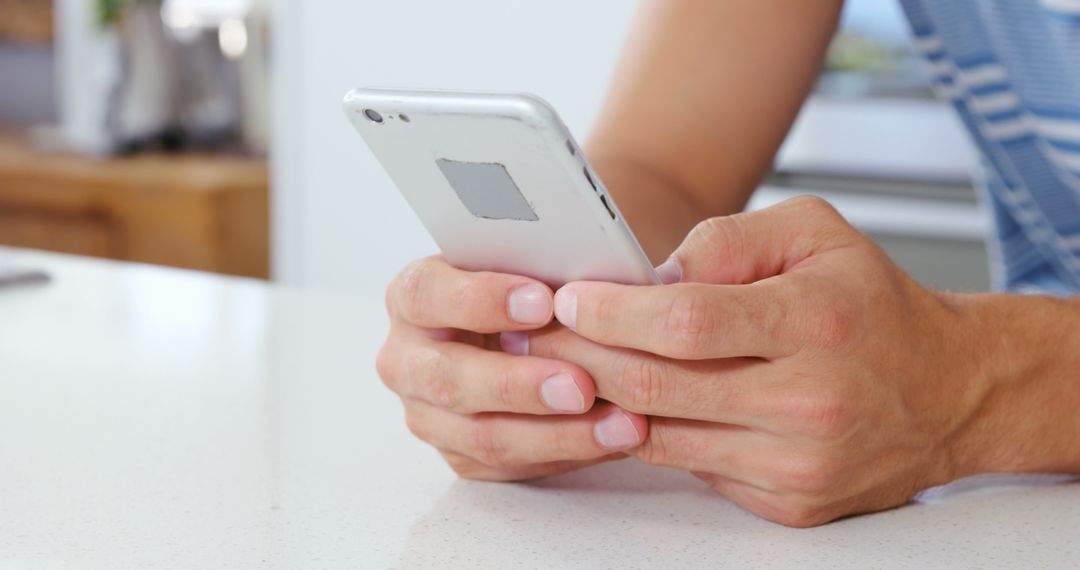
[272,0,638,295]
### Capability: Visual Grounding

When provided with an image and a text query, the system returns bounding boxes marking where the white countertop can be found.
[1,248,1078,569]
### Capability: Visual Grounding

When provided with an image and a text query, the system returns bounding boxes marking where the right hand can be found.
[376,256,649,481]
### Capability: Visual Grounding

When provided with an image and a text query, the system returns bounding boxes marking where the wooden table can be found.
[0,132,269,278]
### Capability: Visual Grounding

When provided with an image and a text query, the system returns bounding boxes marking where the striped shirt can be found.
[899,0,1080,294]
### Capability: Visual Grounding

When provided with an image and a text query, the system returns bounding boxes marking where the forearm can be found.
[952,293,1080,477]
[583,0,843,261]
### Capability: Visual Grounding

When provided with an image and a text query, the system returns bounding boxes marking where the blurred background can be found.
[0,0,987,295]
[0,0,269,279]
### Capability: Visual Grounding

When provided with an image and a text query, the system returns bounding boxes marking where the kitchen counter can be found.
[1,248,1077,568]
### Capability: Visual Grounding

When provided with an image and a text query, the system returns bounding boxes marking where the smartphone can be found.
[342,87,659,287]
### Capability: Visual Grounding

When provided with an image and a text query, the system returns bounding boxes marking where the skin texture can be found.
[375,0,1080,526]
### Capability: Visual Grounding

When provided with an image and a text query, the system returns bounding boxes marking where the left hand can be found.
[510,196,990,527]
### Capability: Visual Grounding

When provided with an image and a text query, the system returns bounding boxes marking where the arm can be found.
[587,0,844,261]
[953,293,1080,476]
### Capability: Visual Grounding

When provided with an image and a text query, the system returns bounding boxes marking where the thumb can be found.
[657,196,857,285]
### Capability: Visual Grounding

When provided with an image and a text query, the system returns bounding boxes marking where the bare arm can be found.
[587,0,844,262]
[952,293,1080,477]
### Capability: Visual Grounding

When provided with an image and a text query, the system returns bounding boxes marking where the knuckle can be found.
[780,453,845,494]
[428,354,459,410]
[690,216,743,257]
[686,217,717,244]
[471,414,512,468]
[585,288,619,328]
[441,453,489,480]
[789,195,838,218]
[413,346,458,409]
[393,259,433,322]
[662,292,717,357]
[492,363,518,410]
[403,408,431,443]
[784,389,857,441]
[617,355,668,413]
[442,452,472,475]
[374,342,397,388]
[748,283,792,345]
[638,425,704,469]
[772,501,834,528]
[635,425,672,467]
[788,196,859,244]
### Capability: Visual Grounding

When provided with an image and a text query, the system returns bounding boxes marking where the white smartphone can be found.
[342,87,659,287]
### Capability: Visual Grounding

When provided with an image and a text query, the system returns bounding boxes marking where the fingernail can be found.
[656,257,682,284]
[594,409,641,449]
[554,288,577,330]
[499,331,529,356]
[508,283,552,325]
[540,373,585,413]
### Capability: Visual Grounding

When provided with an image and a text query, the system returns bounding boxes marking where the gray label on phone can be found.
[436,159,539,222]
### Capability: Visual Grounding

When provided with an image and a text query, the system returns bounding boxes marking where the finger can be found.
[660,196,859,285]
[631,416,780,487]
[522,326,785,426]
[404,400,649,467]
[439,450,625,482]
[378,333,597,415]
[638,417,848,502]
[389,256,554,332]
[691,472,777,503]
[553,280,797,359]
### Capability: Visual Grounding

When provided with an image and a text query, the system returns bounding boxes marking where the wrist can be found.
[941,292,1080,478]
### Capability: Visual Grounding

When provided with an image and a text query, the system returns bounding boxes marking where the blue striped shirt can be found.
[899,0,1080,294]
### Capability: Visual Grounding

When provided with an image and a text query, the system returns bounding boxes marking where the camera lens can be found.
[363,109,384,124]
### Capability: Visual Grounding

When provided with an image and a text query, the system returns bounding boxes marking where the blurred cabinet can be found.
[0,132,269,278]
[0,0,54,43]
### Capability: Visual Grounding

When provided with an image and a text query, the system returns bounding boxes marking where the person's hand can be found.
[520,197,989,526]
[376,256,649,481]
